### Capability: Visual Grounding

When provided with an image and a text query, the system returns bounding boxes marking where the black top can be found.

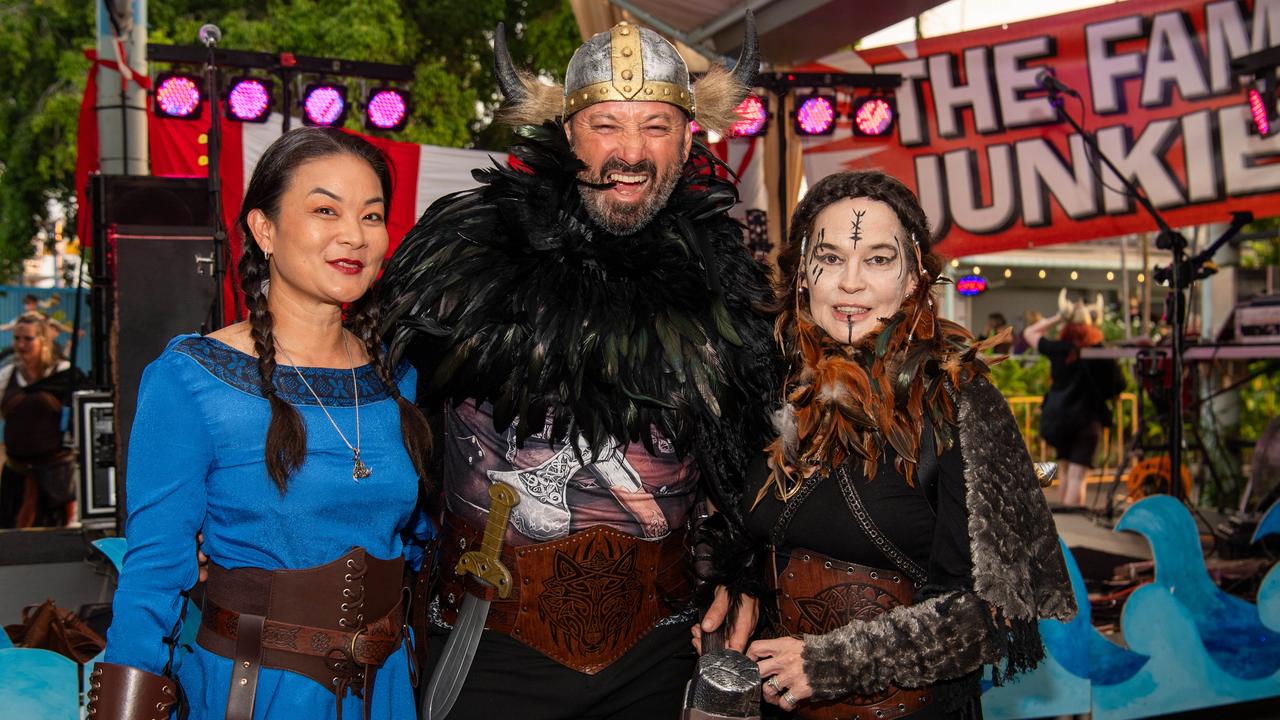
[744,437,978,720]
[745,439,972,594]
[1038,337,1115,425]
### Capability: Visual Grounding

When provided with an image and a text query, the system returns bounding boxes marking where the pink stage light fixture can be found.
[365,88,409,131]
[226,78,272,123]
[1249,87,1273,136]
[303,83,348,127]
[154,73,203,119]
[730,94,769,138]
[794,94,836,136]
[852,97,895,137]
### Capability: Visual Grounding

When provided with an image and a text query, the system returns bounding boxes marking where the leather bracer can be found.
[87,662,178,720]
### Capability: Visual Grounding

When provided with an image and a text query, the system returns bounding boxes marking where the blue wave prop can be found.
[1116,495,1280,680]
[0,648,103,720]
[1253,499,1280,632]
[1087,496,1280,719]
[1039,539,1148,686]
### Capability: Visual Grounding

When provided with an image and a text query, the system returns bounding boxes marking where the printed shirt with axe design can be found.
[444,399,698,545]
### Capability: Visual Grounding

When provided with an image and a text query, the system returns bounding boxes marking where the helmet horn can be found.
[729,10,760,93]
[494,22,528,105]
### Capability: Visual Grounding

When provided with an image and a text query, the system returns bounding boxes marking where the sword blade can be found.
[423,593,490,719]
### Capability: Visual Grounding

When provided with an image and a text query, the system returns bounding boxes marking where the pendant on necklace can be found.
[352,450,372,481]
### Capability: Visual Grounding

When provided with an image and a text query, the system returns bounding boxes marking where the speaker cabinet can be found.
[86,175,220,529]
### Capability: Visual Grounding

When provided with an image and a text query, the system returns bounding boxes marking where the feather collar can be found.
[380,122,777,458]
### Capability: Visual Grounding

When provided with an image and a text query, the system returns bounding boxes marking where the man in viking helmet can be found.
[380,13,776,718]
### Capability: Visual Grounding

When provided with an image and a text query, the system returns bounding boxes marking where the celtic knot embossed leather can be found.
[440,512,692,674]
[774,547,932,720]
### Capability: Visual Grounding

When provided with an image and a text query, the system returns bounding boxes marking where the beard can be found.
[575,149,685,236]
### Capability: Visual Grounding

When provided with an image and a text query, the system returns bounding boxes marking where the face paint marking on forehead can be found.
[851,209,866,248]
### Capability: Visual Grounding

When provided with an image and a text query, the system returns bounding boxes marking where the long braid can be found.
[238,245,307,492]
[348,292,433,492]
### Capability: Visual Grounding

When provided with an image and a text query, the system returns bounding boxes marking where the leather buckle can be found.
[349,627,365,661]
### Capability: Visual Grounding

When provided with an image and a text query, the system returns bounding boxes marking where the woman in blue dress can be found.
[90,127,433,720]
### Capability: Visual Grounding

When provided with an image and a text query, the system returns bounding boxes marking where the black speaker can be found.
[85,175,219,530]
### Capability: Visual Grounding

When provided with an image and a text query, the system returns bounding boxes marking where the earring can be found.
[264,251,273,262]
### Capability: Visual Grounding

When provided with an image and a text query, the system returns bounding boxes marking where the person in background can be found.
[984,312,1013,354]
[1024,291,1124,507]
[1011,310,1042,355]
[0,312,79,528]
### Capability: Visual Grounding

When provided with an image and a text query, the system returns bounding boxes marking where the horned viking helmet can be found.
[493,11,759,135]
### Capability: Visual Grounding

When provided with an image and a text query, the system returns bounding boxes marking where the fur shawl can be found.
[379,121,779,523]
[801,375,1077,707]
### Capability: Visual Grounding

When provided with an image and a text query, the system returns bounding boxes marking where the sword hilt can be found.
[457,483,519,599]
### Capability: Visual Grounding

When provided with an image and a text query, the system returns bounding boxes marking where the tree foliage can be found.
[0,0,580,275]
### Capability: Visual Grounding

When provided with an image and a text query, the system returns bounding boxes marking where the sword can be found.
[423,482,519,720]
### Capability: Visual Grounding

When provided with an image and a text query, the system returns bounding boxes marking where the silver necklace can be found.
[277,332,372,482]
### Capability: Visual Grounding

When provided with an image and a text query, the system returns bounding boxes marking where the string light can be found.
[972,266,981,275]
[1137,272,1146,283]
[1003,268,1012,279]
[1106,271,1115,281]
[950,258,960,268]
[1038,269,1047,279]
[1070,270,1079,280]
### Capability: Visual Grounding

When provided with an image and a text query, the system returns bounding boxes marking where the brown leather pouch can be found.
[774,548,932,720]
[5,598,105,664]
[439,514,692,674]
[86,662,179,720]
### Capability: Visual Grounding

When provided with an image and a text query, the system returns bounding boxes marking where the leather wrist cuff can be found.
[87,662,178,720]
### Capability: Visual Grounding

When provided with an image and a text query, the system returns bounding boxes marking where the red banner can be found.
[799,0,1280,256]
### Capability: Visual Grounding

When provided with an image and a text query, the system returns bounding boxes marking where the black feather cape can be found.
[380,121,779,526]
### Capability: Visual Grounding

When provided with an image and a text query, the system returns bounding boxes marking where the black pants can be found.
[425,619,696,719]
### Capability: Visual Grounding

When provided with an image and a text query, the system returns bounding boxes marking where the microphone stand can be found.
[1045,88,1246,503]
[202,32,227,330]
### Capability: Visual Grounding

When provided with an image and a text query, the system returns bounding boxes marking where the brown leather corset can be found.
[197,547,409,720]
[439,511,693,674]
[773,547,933,720]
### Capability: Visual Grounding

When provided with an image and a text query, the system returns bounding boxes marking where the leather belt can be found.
[196,548,408,720]
[439,511,693,674]
[201,597,405,667]
[772,547,933,720]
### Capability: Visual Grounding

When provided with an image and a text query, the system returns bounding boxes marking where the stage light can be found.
[303,82,348,127]
[730,94,769,138]
[851,96,895,137]
[365,87,409,131]
[226,77,272,123]
[1247,72,1278,137]
[794,93,836,136]
[154,72,203,119]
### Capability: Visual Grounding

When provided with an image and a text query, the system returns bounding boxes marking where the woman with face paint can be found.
[735,171,1076,719]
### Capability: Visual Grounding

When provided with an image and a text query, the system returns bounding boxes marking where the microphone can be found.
[1035,69,1079,98]
[198,23,222,48]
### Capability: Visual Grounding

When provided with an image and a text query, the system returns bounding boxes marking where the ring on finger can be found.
[783,691,798,707]
[766,677,782,694]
